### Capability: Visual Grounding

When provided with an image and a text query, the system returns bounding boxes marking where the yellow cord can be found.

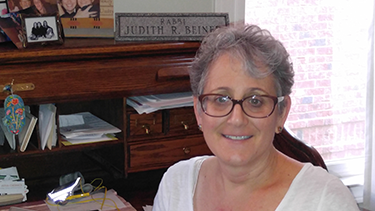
[45,178,120,211]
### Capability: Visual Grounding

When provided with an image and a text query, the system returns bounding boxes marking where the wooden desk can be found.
[0,39,211,209]
[0,190,136,211]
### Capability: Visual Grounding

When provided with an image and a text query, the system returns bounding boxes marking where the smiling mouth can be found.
[223,134,252,140]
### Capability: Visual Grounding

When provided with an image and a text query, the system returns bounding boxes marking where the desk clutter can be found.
[0,103,122,151]
[0,167,28,206]
[0,0,114,49]
[0,171,137,210]
[59,112,121,146]
[127,92,193,114]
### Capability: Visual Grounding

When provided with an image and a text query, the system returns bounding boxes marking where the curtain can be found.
[363,1,375,210]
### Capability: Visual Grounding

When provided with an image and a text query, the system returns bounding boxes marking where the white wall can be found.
[113,0,214,13]
[113,0,245,24]
[215,0,245,24]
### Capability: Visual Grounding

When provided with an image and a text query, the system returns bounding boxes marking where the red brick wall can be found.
[245,0,366,161]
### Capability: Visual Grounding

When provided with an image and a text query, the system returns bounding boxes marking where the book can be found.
[0,114,16,150]
[0,194,25,206]
[46,108,57,150]
[18,112,37,152]
[38,104,57,150]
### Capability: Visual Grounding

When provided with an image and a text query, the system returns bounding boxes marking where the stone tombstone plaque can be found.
[115,13,229,41]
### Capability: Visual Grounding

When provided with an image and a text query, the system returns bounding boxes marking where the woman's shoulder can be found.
[299,163,337,181]
[277,163,359,210]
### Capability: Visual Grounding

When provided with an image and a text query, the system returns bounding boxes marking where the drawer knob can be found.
[142,124,151,134]
[183,147,191,154]
[181,121,189,130]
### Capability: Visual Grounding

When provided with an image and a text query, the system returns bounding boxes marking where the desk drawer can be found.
[168,107,199,136]
[127,111,164,141]
[128,135,211,172]
[0,55,193,104]
[127,107,200,141]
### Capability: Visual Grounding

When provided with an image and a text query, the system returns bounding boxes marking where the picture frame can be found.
[0,1,8,15]
[20,13,63,48]
[7,0,58,13]
[58,0,114,38]
[0,1,9,43]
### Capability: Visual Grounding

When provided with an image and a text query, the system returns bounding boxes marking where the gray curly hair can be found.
[189,24,294,111]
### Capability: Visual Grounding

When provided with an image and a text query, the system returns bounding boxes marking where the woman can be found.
[152,24,360,211]
[32,0,57,15]
[42,20,54,39]
[29,21,38,40]
[8,0,20,12]
[19,0,32,10]
[58,0,76,18]
[58,0,96,18]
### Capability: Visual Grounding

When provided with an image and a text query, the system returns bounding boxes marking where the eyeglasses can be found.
[198,94,285,118]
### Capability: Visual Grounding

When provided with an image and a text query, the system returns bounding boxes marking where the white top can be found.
[152,156,360,211]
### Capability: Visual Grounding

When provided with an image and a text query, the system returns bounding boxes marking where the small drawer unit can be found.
[126,106,212,172]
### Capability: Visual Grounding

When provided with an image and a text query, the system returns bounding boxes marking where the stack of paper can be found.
[127,92,193,114]
[59,112,121,146]
[0,167,29,206]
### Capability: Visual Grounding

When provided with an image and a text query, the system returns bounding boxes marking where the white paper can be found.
[0,166,19,181]
[46,189,134,211]
[143,205,153,211]
[0,167,28,202]
[127,92,193,114]
[59,112,121,139]
[38,104,57,150]
[59,115,84,127]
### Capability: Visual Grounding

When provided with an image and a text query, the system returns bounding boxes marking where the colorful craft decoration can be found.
[2,84,25,135]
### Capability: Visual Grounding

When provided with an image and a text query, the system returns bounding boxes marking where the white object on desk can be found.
[59,112,121,139]
[46,189,135,211]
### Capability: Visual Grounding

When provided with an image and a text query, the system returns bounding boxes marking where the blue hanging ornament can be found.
[2,84,26,135]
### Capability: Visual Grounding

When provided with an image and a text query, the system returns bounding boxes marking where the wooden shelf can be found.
[0,38,211,209]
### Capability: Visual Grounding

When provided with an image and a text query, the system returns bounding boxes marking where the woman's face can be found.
[19,0,31,9]
[61,0,77,13]
[77,0,93,8]
[194,52,290,167]
[33,0,43,11]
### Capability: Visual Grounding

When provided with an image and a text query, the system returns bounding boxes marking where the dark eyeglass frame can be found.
[198,94,285,118]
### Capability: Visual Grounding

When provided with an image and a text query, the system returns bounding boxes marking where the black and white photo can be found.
[24,15,57,42]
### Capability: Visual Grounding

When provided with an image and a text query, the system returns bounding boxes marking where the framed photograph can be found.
[20,13,63,47]
[7,0,58,14]
[0,1,8,15]
[58,0,114,38]
[0,12,23,48]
